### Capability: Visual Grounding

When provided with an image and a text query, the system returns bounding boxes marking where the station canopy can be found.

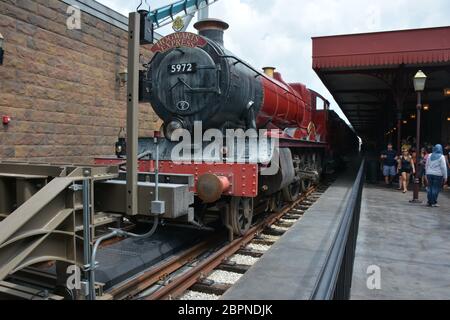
[313,26,450,144]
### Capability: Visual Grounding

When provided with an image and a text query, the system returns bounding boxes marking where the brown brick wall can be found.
[0,0,161,163]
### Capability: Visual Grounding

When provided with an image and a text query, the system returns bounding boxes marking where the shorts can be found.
[399,168,411,174]
[383,165,396,177]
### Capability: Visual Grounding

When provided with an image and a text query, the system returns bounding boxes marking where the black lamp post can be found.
[410,70,427,203]
[0,33,4,65]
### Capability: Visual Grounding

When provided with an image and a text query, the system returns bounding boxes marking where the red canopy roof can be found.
[313,26,450,69]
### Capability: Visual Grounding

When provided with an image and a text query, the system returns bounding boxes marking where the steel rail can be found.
[143,187,317,300]
[107,234,225,300]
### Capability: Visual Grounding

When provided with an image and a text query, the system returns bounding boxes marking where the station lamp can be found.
[423,104,430,111]
[413,70,427,92]
[0,33,4,65]
[411,70,427,203]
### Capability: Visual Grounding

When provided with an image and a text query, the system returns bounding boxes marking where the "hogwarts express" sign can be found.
[151,32,208,53]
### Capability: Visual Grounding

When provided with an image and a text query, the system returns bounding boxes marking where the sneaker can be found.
[432,204,440,208]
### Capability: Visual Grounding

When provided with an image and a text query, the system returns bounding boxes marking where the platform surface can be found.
[351,185,450,300]
[222,165,359,300]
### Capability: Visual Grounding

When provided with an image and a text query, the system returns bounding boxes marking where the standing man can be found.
[381,143,397,186]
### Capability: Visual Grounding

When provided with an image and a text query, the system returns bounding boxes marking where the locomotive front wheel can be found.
[229,197,253,236]
[282,181,301,202]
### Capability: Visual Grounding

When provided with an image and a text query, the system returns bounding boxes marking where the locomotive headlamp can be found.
[413,70,427,92]
[0,33,4,65]
[164,120,184,141]
[423,104,430,111]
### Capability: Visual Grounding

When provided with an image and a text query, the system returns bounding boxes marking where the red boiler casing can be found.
[256,72,312,132]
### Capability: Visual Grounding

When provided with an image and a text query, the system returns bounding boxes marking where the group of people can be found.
[381,142,449,207]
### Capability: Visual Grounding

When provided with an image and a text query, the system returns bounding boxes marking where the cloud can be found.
[96,0,450,123]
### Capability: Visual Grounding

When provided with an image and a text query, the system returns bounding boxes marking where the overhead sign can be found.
[151,32,207,53]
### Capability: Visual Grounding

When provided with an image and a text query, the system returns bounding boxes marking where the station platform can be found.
[351,185,450,300]
[222,163,361,300]
[222,160,450,300]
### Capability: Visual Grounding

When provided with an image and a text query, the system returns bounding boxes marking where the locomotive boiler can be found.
[147,19,317,142]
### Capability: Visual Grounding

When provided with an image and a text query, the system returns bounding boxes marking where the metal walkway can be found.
[351,185,450,300]
[0,162,118,283]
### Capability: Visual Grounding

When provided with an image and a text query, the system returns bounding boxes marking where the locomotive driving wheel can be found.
[229,197,253,236]
[283,180,301,202]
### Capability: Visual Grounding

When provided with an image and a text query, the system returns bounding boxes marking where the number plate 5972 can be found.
[168,63,197,74]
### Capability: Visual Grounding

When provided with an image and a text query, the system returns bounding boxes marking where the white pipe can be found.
[182,7,198,31]
[198,0,209,20]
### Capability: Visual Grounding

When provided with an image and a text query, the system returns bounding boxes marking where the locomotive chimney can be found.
[263,67,276,78]
[194,18,229,46]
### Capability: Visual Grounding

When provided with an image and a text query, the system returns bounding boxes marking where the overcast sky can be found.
[96,0,450,123]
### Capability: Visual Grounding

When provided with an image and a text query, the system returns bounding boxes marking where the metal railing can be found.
[311,159,365,300]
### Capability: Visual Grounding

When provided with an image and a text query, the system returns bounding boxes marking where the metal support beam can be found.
[82,169,94,300]
[411,92,423,203]
[126,12,140,216]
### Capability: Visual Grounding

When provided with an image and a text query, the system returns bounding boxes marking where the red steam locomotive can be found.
[95,19,358,236]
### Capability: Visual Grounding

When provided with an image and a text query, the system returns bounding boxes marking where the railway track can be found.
[105,181,332,301]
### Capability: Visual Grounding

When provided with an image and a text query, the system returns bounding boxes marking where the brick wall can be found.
[0,0,161,163]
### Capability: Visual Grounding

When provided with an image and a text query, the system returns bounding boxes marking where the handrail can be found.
[147,0,220,26]
[311,159,365,300]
